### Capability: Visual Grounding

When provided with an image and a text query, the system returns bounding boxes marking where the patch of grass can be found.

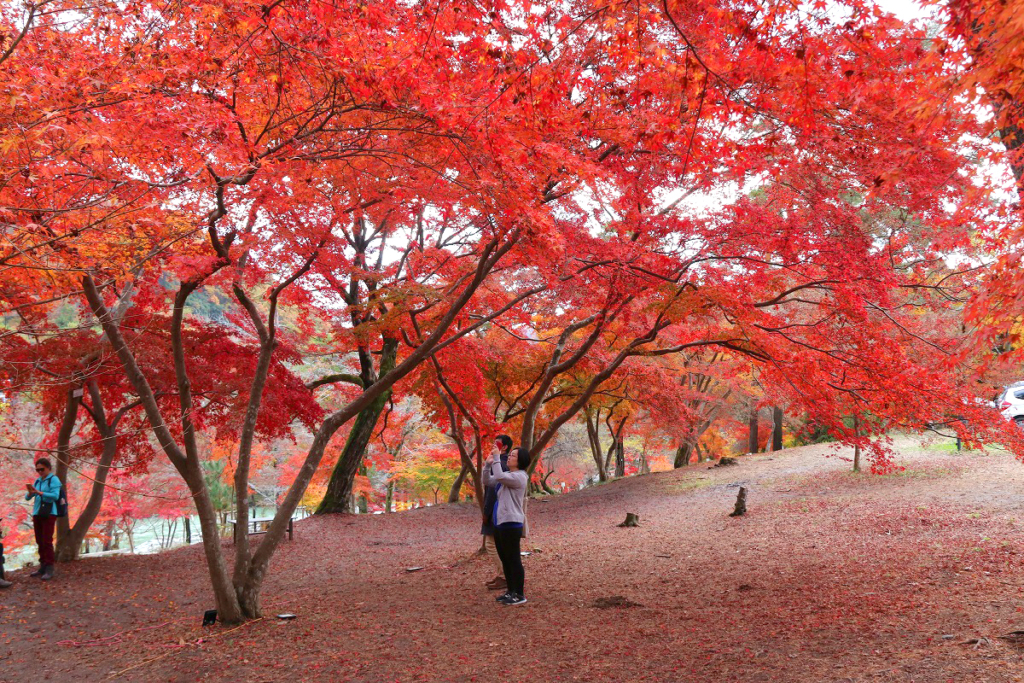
[921,440,997,454]
[663,478,713,493]
[887,466,962,480]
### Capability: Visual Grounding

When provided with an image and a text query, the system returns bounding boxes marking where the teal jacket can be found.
[26,473,61,516]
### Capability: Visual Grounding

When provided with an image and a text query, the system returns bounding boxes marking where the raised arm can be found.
[491,469,526,490]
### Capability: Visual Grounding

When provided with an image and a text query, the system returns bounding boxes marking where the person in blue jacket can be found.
[0,520,11,588]
[25,458,61,581]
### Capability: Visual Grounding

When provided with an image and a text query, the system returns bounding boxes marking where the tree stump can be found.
[729,487,747,517]
[618,512,640,527]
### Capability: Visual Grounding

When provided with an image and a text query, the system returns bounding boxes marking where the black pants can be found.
[493,526,524,595]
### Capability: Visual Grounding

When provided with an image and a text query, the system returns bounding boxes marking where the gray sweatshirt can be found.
[482,460,528,527]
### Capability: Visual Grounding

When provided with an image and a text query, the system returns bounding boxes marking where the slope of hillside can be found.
[2,437,1024,682]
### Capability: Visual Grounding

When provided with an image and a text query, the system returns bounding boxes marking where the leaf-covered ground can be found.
[3,437,1024,682]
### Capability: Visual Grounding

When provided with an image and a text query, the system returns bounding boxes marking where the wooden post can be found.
[730,487,747,516]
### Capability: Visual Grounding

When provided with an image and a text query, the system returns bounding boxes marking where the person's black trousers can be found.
[493,526,524,595]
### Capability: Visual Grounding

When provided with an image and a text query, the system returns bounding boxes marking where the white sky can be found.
[877,0,935,22]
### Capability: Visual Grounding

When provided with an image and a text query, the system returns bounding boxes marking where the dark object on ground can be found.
[593,595,642,609]
[202,609,217,626]
[711,457,739,469]
[500,592,527,606]
[405,566,424,572]
[40,565,54,581]
[618,513,640,527]
[997,631,1024,645]
[730,487,747,517]
[276,614,297,620]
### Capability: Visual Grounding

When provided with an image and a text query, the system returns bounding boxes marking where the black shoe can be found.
[505,592,527,606]
[39,565,54,581]
[495,591,513,603]
[29,566,43,577]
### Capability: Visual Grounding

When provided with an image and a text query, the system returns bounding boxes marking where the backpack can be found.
[55,480,68,518]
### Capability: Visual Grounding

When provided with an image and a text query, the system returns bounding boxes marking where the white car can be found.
[997,383,1024,428]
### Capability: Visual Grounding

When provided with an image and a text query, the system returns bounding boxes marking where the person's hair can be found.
[35,458,51,471]
[512,447,531,470]
[495,435,513,451]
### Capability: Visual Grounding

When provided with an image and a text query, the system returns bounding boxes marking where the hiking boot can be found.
[495,591,513,603]
[486,577,507,590]
[29,565,43,577]
[39,565,55,581]
[504,593,527,606]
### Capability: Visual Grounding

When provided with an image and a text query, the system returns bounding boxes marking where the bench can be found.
[228,516,294,543]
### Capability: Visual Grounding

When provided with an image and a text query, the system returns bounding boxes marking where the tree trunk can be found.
[584,408,608,482]
[58,380,128,562]
[852,414,861,473]
[56,424,117,561]
[613,438,625,478]
[316,339,398,514]
[673,442,692,468]
[448,462,469,503]
[316,395,390,514]
[747,409,759,453]
[385,481,394,513]
[53,386,80,552]
[771,406,783,451]
[541,470,556,494]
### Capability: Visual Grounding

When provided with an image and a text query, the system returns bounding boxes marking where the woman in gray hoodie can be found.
[482,446,530,605]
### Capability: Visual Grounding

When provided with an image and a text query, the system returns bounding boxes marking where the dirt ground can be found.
[3,437,1024,682]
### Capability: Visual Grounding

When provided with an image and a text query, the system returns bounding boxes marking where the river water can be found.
[5,506,314,570]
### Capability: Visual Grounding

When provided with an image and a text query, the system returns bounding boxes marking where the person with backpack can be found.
[25,457,63,581]
[0,522,11,588]
[482,446,531,606]
[481,435,512,590]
